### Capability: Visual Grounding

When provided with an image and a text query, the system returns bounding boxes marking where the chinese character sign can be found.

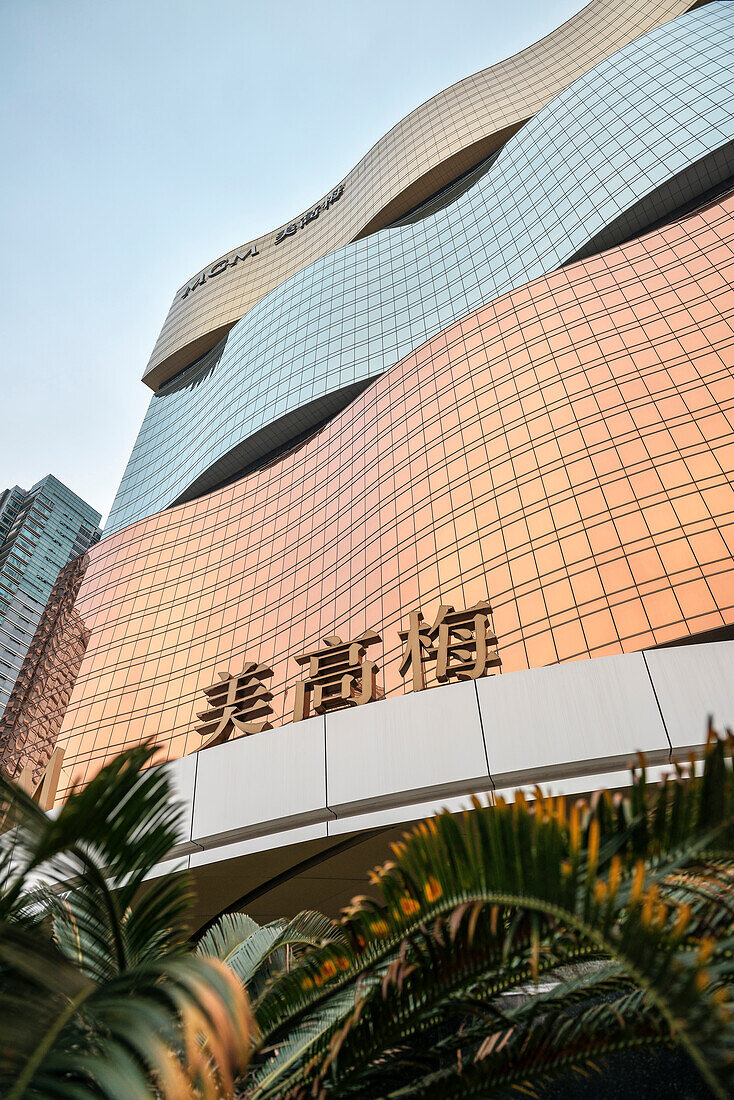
[399,601,500,690]
[292,630,382,721]
[195,663,274,749]
[192,602,499,749]
[274,185,344,245]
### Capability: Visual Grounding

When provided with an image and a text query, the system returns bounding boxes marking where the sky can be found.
[0,0,582,525]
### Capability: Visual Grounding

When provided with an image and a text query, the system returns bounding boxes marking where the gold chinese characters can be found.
[292,630,382,721]
[399,601,499,690]
[194,662,274,749]
[195,602,499,750]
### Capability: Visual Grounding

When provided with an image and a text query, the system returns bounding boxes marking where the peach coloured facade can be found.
[47,193,734,799]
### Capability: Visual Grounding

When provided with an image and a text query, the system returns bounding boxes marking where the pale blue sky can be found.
[0,0,581,523]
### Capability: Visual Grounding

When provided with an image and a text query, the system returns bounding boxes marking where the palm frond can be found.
[0,743,254,1097]
[198,908,347,1011]
[197,912,263,961]
[0,922,253,1099]
[2,742,195,982]
[244,732,734,1099]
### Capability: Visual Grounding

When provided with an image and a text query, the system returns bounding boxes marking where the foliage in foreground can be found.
[233,728,734,1099]
[0,744,252,1099]
[2,726,733,1099]
[197,909,348,1003]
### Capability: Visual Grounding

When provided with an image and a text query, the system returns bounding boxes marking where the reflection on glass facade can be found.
[42,194,734,799]
[107,3,734,535]
[0,553,92,784]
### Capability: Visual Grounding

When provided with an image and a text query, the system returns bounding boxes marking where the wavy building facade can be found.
[140,0,716,393]
[107,0,734,532]
[7,0,734,923]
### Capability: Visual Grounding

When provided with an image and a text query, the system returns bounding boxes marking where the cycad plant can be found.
[197,910,348,1003]
[236,729,734,1099]
[3,728,732,1099]
[0,743,252,1099]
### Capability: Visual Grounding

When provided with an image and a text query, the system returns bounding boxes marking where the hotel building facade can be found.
[4,0,734,925]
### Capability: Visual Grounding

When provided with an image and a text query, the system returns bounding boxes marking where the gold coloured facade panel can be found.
[50,193,734,800]
[143,0,698,391]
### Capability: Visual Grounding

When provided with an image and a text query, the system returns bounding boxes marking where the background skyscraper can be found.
[0,475,101,716]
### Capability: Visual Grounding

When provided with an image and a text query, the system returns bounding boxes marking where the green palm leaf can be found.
[243,732,734,1099]
[197,911,262,961]
[199,909,348,1003]
[0,742,253,1098]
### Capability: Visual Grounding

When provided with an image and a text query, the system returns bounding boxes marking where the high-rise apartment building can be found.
[5,0,734,925]
[0,487,26,546]
[0,476,101,715]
